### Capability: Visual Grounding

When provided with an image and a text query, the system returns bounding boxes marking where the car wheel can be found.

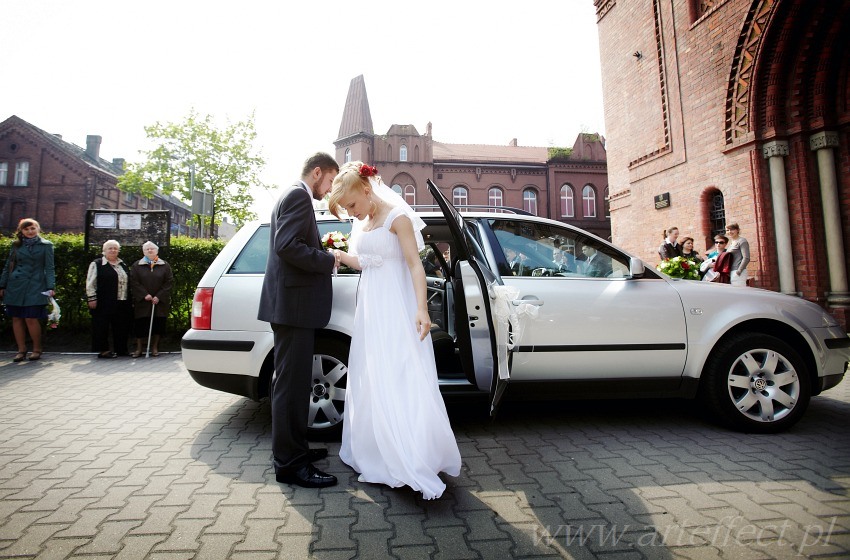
[306,338,349,440]
[700,333,810,433]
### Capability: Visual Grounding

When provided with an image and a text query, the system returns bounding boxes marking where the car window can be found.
[228,225,270,274]
[488,218,631,278]
[227,220,356,275]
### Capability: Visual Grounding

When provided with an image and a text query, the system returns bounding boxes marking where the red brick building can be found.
[595,0,850,325]
[334,76,611,240]
[0,115,195,237]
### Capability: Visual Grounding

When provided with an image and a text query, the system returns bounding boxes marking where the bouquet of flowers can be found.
[656,256,700,280]
[46,295,61,329]
[321,231,349,253]
[321,231,352,275]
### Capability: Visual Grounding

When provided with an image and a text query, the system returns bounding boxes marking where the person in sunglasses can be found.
[700,235,733,283]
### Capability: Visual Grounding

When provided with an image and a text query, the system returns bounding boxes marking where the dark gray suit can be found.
[259,182,335,474]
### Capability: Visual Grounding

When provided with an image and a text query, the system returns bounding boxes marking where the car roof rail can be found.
[410,204,532,215]
[315,205,532,216]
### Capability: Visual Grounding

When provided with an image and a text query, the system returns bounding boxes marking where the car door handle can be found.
[512,299,543,306]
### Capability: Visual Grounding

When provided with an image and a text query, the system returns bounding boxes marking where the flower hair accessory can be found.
[359,164,378,178]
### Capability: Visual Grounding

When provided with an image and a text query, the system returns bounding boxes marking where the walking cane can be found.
[145,301,157,358]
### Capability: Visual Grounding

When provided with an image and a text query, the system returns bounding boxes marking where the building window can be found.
[387,145,392,161]
[344,148,351,163]
[710,191,726,237]
[582,185,596,218]
[604,186,610,218]
[0,162,7,186]
[453,186,468,207]
[124,191,135,204]
[488,187,503,210]
[414,145,420,162]
[14,162,29,187]
[404,185,415,205]
[392,183,403,196]
[560,184,574,217]
[400,145,408,162]
[141,197,149,209]
[522,189,538,216]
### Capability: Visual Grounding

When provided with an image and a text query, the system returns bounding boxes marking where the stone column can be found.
[762,140,796,294]
[810,131,849,306]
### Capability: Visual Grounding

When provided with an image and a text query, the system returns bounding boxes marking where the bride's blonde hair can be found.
[328,161,378,219]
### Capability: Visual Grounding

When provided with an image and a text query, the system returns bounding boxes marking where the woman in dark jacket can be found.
[0,218,55,361]
[86,239,132,358]
[130,241,173,357]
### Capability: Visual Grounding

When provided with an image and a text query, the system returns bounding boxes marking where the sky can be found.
[6,0,606,218]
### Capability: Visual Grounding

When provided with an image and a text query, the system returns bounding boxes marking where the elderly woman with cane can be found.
[130,241,173,357]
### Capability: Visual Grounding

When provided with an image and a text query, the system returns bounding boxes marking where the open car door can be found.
[426,180,510,416]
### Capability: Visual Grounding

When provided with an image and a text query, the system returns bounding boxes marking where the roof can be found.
[337,75,374,139]
[1,115,124,177]
[432,141,548,164]
[1,115,190,211]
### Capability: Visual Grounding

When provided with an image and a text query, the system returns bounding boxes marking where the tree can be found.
[118,110,272,235]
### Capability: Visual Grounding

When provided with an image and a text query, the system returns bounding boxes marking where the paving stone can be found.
[202,505,253,535]
[387,513,431,547]
[1,355,849,558]
[350,498,391,532]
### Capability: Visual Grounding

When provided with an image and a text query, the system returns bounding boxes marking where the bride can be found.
[327,162,461,499]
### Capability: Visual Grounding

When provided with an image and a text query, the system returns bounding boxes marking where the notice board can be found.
[85,210,171,249]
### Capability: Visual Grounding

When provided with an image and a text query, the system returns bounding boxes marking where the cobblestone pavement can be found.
[1,353,849,559]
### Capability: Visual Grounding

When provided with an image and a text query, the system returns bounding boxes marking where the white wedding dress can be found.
[339,207,462,499]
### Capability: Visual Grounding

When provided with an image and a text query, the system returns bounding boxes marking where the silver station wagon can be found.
[182,181,850,435]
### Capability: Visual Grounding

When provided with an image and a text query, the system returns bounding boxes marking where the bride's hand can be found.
[415,310,431,341]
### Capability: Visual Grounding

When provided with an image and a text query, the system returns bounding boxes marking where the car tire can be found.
[699,333,810,433]
[305,337,350,440]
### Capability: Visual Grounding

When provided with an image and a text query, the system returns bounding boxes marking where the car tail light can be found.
[191,288,214,330]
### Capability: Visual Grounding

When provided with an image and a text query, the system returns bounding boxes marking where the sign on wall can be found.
[654,192,671,210]
[85,209,171,249]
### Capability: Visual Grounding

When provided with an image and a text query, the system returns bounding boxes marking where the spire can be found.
[337,75,374,140]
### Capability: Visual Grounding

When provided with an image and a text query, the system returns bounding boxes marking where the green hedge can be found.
[0,234,226,337]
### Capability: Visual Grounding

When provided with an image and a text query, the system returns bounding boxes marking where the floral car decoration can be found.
[656,256,700,280]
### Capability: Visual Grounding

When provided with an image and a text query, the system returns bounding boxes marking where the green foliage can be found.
[0,234,225,342]
[547,147,573,162]
[117,109,274,233]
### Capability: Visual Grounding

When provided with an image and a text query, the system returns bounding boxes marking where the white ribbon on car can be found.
[490,284,540,380]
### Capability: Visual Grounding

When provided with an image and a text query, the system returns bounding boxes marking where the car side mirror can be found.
[629,257,645,279]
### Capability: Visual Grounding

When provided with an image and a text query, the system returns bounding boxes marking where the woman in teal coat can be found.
[0,218,56,361]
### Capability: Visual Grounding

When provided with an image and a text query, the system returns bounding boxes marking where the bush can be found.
[0,234,225,346]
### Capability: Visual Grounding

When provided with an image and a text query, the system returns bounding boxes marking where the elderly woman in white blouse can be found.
[86,240,132,358]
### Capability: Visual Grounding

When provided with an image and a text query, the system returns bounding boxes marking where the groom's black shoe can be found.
[307,448,329,462]
[276,464,337,488]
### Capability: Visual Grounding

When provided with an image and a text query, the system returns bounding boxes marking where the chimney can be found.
[86,135,102,159]
[509,138,518,146]
[112,158,125,169]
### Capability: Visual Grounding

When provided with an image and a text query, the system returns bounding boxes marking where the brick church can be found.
[595,0,849,325]
[333,76,611,241]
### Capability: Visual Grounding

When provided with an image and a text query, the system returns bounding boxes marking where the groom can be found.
[259,152,340,488]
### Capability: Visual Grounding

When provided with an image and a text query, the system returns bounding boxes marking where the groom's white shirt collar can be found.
[299,180,311,194]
